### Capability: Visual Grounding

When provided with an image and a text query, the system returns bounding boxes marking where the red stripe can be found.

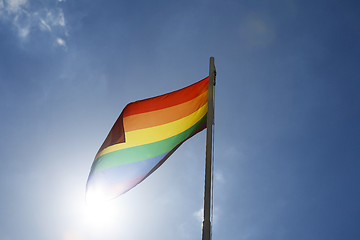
[123,77,209,117]
[123,92,208,132]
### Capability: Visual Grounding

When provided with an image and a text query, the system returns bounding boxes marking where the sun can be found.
[82,191,118,235]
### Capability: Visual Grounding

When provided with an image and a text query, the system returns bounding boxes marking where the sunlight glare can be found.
[82,189,118,235]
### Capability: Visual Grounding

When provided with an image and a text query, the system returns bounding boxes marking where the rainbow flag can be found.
[86,77,209,202]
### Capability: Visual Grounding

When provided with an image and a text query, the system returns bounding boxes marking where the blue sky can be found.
[1,0,360,239]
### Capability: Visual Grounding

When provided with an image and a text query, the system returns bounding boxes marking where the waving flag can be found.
[86,77,209,202]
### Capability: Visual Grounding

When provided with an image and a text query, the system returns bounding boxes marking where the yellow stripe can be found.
[96,103,208,159]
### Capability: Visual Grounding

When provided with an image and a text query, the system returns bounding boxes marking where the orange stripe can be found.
[123,77,209,117]
[124,90,208,132]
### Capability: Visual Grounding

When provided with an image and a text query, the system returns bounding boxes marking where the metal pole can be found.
[202,57,215,240]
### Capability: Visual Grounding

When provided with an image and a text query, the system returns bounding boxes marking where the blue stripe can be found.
[87,152,168,187]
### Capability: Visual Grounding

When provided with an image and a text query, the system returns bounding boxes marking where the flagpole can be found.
[202,57,215,240]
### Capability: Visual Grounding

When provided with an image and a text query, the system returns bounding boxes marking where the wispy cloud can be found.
[56,37,66,49]
[39,17,51,31]
[2,0,27,13]
[12,9,30,37]
[0,0,68,47]
[214,171,225,183]
[193,208,204,223]
[194,206,220,226]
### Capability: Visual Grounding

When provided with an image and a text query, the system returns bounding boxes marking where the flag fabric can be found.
[86,77,209,202]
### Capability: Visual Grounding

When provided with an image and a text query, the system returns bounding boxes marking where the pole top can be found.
[209,57,216,86]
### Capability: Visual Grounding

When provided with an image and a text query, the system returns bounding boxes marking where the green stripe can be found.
[93,114,207,172]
